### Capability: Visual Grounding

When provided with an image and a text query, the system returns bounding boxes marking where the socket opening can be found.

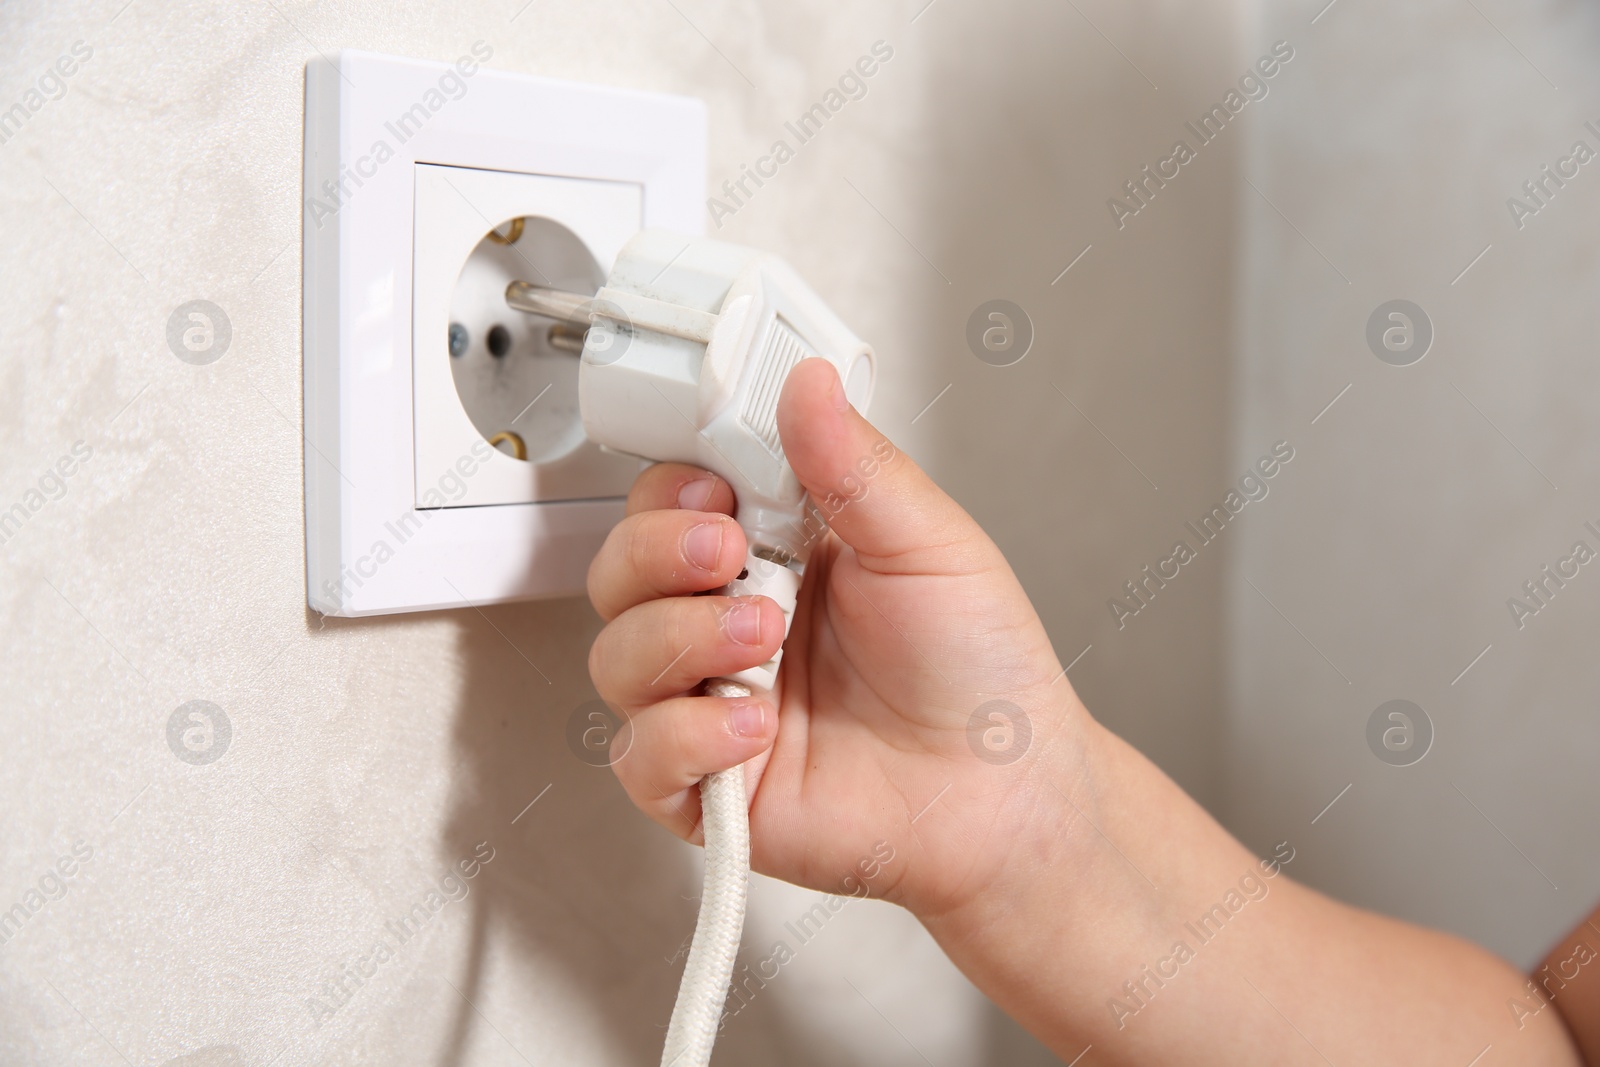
[447,215,603,464]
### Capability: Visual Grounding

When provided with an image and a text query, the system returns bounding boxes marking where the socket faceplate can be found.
[303,49,704,616]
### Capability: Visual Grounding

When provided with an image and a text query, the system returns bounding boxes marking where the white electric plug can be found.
[508,229,875,691]
[508,229,874,1067]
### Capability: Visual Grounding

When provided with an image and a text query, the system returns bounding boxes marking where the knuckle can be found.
[664,608,695,663]
[622,515,652,571]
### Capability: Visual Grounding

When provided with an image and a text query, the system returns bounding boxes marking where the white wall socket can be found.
[414,163,641,507]
[303,49,705,617]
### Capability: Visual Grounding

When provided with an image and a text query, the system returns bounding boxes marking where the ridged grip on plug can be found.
[578,229,874,562]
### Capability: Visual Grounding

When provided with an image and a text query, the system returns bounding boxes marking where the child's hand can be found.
[585,357,1083,921]
[586,357,1586,1065]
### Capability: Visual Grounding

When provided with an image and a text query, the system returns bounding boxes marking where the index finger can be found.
[626,462,739,518]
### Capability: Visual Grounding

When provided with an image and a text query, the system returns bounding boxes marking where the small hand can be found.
[586,357,1084,920]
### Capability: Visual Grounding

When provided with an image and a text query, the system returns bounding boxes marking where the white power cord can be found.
[510,228,875,1067]
[658,554,795,1067]
[660,679,753,1067]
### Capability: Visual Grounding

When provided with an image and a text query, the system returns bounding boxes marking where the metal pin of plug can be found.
[546,324,586,354]
[504,281,595,326]
[506,281,601,356]
[508,277,717,347]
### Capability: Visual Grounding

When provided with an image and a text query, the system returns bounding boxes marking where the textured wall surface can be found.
[11,0,1589,1062]
[0,1,1245,1064]
[1226,0,1600,968]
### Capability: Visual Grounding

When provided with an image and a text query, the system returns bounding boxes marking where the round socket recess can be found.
[448,215,602,464]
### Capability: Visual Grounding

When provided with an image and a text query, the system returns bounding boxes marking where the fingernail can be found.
[684,522,724,571]
[677,477,716,511]
[730,702,765,738]
[723,601,763,645]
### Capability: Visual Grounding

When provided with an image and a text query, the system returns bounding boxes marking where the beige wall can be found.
[16,0,1587,1059]
[0,0,1264,1063]
[1226,0,1600,968]
[909,0,1244,811]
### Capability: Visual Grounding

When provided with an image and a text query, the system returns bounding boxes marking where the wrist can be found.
[907,695,1286,1059]
[911,688,1117,932]
[908,705,1182,1059]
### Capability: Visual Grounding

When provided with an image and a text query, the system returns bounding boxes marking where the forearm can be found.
[1539,905,1600,1061]
[921,710,1583,1066]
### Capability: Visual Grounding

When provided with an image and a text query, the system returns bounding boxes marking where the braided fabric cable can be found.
[659,678,753,1067]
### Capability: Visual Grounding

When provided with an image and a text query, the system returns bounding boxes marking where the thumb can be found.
[777,358,983,569]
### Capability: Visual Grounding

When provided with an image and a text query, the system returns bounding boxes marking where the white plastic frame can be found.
[303,49,705,616]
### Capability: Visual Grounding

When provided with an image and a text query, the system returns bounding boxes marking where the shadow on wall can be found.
[433,591,692,1065]
[430,585,996,1063]
[430,587,1010,1063]
[433,591,899,1065]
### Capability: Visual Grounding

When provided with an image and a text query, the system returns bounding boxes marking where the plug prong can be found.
[547,324,587,354]
[505,281,595,326]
